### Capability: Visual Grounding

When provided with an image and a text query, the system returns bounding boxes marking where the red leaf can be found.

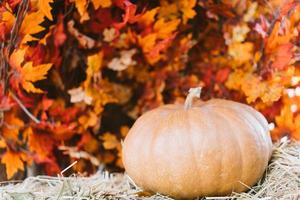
[113,0,141,30]
[215,68,231,83]
[147,33,177,60]
[7,0,22,9]
[271,43,293,70]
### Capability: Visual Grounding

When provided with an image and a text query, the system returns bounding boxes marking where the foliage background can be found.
[0,0,300,179]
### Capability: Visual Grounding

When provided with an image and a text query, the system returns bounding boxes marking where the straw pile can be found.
[0,139,299,200]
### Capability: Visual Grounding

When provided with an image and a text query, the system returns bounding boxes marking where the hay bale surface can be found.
[0,140,299,200]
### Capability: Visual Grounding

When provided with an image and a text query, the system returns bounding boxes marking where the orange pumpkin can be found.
[122,87,272,199]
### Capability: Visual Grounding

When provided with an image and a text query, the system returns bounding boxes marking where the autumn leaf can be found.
[21,11,45,35]
[107,49,137,71]
[21,62,52,93]
[113,0,141,30]
[2,111,24,141]
[67,20,96,48]
[228,42,253,65]
[83,51,103,93]
[1,151,25,179]
[68,87,92,104]
[74,0,90,22]
[154,18,180,39]
[87,51,103,74]
[25,127,55,159]
[78,111,98,129]
[91,0,112,9]
[138,7,160,27]
[9,49,25,69]
[179,0,196,24]
[227,71,283,103]
[0,138,6,148]
[101,132,120,150]
[138,33,157,54]
[39,0,54,20]
[1,10,15,29]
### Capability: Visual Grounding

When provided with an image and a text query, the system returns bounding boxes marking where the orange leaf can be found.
[74,0,90,22]
[101,132,120,150]
[1,10,15,29]
[138,7,160,26]
[228,42,253,64]
[2,112,24,141]
[21,11,45,35]
[9,49,25,70]
[21,62,52,93]
[138,33,157,53]
[25,127,55,159]
[1,151,25,179]
[180,0,197,24]
[39,0,54,20]
[154,18,180,39]
[91,0,112,9]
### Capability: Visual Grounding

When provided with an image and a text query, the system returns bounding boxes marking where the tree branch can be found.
[10,91,40,124]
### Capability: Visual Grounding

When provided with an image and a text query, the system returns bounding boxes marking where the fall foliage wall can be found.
[0,0,300,179]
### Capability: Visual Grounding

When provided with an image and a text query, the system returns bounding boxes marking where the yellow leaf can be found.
[22,82,44,93]
[261,83,283,103]
[78,112,98,129]
[154,18,180,39]
[179,0,196,24]
[84,51,103,89]
[228,42,253,64]
[87,51,103,74]
[91,0,112,9]
[101,133,120,150]
[22,62,52,82]
[241,73,265,103]
[39,0,53,20]
[21,62,52,93]
[75,0,90,22]
[227,71,283,103]
[1,151,24,179]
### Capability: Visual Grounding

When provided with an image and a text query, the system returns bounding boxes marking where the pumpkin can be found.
[122,87,272,199]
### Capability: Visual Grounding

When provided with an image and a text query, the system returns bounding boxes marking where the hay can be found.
[0,139,299,200]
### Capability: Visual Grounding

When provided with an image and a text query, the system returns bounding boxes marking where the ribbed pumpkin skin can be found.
[122,99,272,199]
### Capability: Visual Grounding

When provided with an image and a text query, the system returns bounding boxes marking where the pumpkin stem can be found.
[184,87,202,110]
